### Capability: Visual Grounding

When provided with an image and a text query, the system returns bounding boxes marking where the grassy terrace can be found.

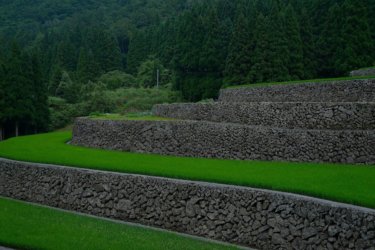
[89,113,175,121]
[0,197,235,250]
[225,75,375,89]
[0,132,374,209]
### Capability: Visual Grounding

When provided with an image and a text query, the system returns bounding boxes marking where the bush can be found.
[109,87,182,113]
[98,70,138,89]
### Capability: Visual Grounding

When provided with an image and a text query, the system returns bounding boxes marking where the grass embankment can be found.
[89,113,175,121]
[0,132,374,208]
[0,197,235,250]
[226,75,375,89]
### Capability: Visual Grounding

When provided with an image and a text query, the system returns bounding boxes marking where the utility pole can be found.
[156,69,160,88]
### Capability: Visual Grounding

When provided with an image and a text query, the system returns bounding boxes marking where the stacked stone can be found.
[1,159,374,250]
[73,78,375,164]
[3,78,375,250]
[350,68,375,77]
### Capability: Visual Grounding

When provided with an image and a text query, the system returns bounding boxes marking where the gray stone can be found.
[219,79,375,103]
[350,68,375,77]
[116,199,132,211]
[1,158,375,250]
[71,118,375,165]
[302,227,318,239]
[328,225,339,237]
[153,102,375,130]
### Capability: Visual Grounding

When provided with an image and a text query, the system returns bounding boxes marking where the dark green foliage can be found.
[30,54,50,131]
[199,8,228,72]
[299,8,317,79]
[0,0,374,104]
[4,44,35,127]
[126,31,150,74]
[250,10,289,83]
[334,0,373,73]
[48,65,63,95]
[248,14,273,83]
[98,71,138,89]
[1,42,49,137]
[137,57,171,88]
[283,5,304,80]
[84,83,116,114]
[224,13,253,85]
[55,71,80,103]
[85,27,123,73]
[76,47,100,84]
[316,2,346,76]
[112,87,182,112]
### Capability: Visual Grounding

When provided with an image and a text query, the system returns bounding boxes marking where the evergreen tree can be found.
[299,8,317,79]
[334,0,373,72]
[174,6,206,72]
[56,39,77,71]
[249,14,273,83]
[283,4,304,80]
[4,43,35,136]
[77,47,100,84]
[91,29,122,72]
[56,71,80,103]
[49,65,63,95]
[154,20,177,67]
[250,7,290,84]
[127,31,150,74]
[200,8,229,72]
[224,12,253,85]
[0,0,374,103]
[267,5,290,82]
[316,3,345,76]
[30,54,49,131]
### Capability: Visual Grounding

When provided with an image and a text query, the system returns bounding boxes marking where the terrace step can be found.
[2,159,374,250]
[153,102,375,130]
[72,118,375,164]
[219,79,375,103]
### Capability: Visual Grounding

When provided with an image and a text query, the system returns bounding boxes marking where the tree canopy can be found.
[0,0,374,136]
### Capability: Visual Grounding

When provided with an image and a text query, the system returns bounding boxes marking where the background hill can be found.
[0,0,374,135]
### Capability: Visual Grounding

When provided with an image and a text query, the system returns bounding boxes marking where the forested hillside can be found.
[0,0,374,136]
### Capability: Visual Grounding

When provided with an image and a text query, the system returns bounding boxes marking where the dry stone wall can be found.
[153,102,375,130]
[219,79,375,103]
[350,69,375,77]
[1,158,374,250]
[71,118,375,164]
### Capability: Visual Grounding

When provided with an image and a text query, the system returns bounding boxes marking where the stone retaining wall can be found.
[1,158,374,250]
[153,102,375,130]
[71,118,375,164]
[219,79,375,103]
[350,69,375,77]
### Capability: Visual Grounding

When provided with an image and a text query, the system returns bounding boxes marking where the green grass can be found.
[0,132,375,208]
[225,75,375,89]
[0,197,236,250]
[89,113,175,121]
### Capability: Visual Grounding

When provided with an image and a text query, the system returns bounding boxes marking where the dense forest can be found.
[0,0,374,138]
